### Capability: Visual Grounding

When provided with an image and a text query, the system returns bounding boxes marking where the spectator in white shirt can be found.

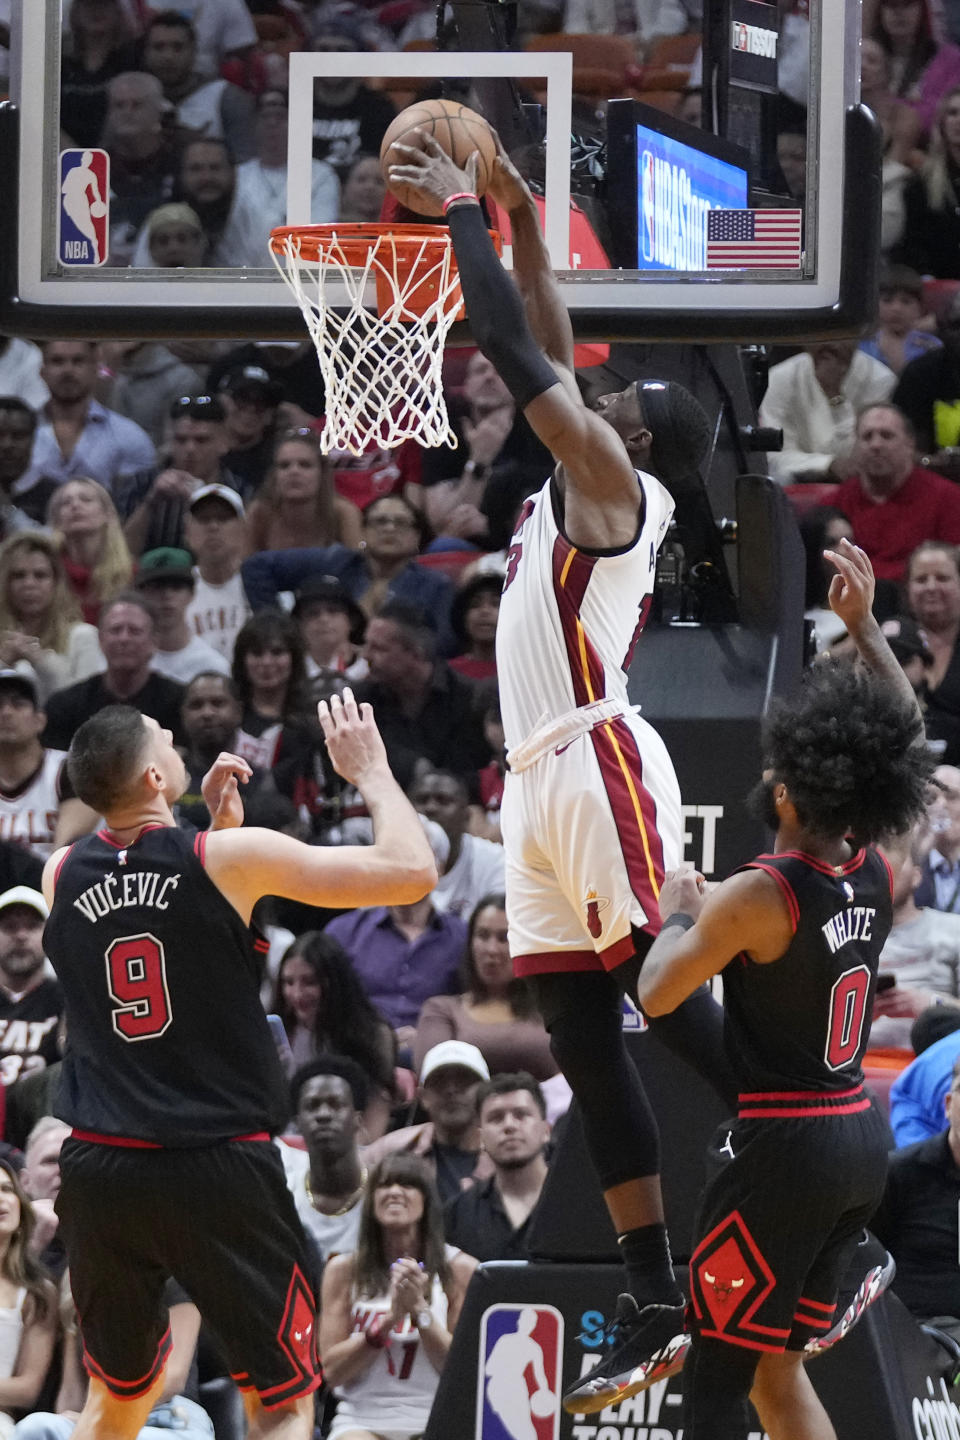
[61,0,257,80]
[183,485,250,664]
[411,770,505,921]
[130,139,263,268]
[759,341,896,484]
[135,546,230,683]
[236,90,339,259]
[0,340,49,412]
[142,10,257,163]
[20,342,156,517]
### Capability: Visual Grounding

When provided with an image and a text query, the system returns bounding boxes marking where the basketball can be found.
[380,99,498,216]
[530,1389,555,1418]
[89,200,107,218]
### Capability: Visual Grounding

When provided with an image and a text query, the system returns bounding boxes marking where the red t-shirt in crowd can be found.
[834,466,960,580]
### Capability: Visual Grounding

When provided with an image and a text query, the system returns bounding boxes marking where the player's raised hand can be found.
[658,864,707,924]
[486,132,531,214]
[825,536,876,632]
[201,752,252,830]
[318,687,390,786]
[388,134,480,213]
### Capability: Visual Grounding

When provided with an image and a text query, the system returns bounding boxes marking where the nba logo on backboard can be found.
[476,1304,563,1440]
[640,149,656,264]
[58,149,110,266]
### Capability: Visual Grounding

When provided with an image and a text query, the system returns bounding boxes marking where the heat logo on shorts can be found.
[476,1304,563,1440]
[59,149,110,266]
[583,888,610,940]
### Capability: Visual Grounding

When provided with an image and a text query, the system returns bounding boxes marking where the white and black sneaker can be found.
[562,1295,689,1416]
[803,1251,896,1358]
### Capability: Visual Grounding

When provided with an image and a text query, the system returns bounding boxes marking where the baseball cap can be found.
[0,670,37,704]
[218,365,284,407]
[188,483,245,519]
[419,1040,490,1085]
[881,615,933,666]
[136,548,196,587]
[0,886,48,921]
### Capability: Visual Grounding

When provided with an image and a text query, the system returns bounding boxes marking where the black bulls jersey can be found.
[723,848,894,1093]
[44,825,287,1146]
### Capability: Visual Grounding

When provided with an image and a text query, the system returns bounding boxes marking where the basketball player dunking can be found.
[388,133,740,1407]
[638,542,934,1440]
[41,692,435,1440]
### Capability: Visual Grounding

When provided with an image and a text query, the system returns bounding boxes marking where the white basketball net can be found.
[271,227,463,457]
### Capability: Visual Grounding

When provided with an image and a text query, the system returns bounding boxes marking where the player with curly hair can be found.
[633,538,935,1440]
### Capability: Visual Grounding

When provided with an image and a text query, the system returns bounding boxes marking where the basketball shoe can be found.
[561,1295,689,1416]
[803,1248,896,1358]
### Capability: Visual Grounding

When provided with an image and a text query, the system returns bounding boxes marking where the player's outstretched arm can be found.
[387,139,638,516]
[825,538,925,737]
[199,690,437,920]
[637,866,795,1016]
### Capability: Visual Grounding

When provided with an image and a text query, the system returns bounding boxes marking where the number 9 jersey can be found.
[43,825,287,1146]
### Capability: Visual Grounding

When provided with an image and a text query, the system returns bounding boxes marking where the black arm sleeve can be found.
[446,203,561,411]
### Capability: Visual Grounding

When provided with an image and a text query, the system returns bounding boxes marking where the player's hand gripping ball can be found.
[380,99,498,216]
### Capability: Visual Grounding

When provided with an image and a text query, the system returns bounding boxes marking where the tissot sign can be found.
[730,0,780,94]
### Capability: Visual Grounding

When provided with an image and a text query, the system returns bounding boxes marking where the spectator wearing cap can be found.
[832,404,960,582]
[242,494,455,652]
[881,614,935,696]
[443,1073,550,1261]
[99,339,205,449]
[247,431,363,555]
[871,824,960,1051]
[309,20,398,180]
[119,394,243,556]
[0,886,63,1086]
[43,592,185,752]
[859,266,942,377]
[324,879,467,1048]
[19,342,156,511]
[183,484,250,664]
[218,366,284,496]
[0,669,68,859]
[236,89,339,260]
[294,575,367,685]
[141,10,257,163]
[133,203,207,270]
[448,574,500,682]
[759,342,895,484]
[363,1041,493,1204]
[135,547,231,684]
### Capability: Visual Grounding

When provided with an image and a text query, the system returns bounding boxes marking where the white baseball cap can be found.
[188,484,245,518]
[0,886,48,920]
[419,1040,490,1085]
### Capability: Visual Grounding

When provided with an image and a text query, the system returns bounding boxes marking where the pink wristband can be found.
[442,191,479,214]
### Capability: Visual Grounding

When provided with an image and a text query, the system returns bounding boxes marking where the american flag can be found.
[706,209,803,269]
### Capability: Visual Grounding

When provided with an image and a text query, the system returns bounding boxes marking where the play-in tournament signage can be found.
[58,149,110,266]
[730,0,780,93]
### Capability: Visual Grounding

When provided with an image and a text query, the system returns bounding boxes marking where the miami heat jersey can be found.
[496,471,674,749]
[44,825,287,1145]
[724,848,894,1093]
[0,750,67,858]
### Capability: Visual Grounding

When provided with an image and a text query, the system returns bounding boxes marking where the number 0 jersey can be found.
[44,825,287,1146]
[724,848,894,1095]
[496,470,674,750]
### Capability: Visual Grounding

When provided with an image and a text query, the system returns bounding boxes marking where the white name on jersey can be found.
[73,871,181,924]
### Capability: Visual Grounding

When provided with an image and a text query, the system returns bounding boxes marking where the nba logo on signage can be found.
[59,149,110,267]
[640,149,656,264]
[476,1304,563,1440]
[732,21,748,50]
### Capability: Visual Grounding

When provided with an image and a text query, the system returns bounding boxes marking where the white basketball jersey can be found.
[497,472,674,749]
[0,750,67,858]
[335,1249,458,1431]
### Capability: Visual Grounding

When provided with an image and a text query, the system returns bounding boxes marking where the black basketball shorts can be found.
[687,1092,889,1353]
[56,1137,321,1406]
